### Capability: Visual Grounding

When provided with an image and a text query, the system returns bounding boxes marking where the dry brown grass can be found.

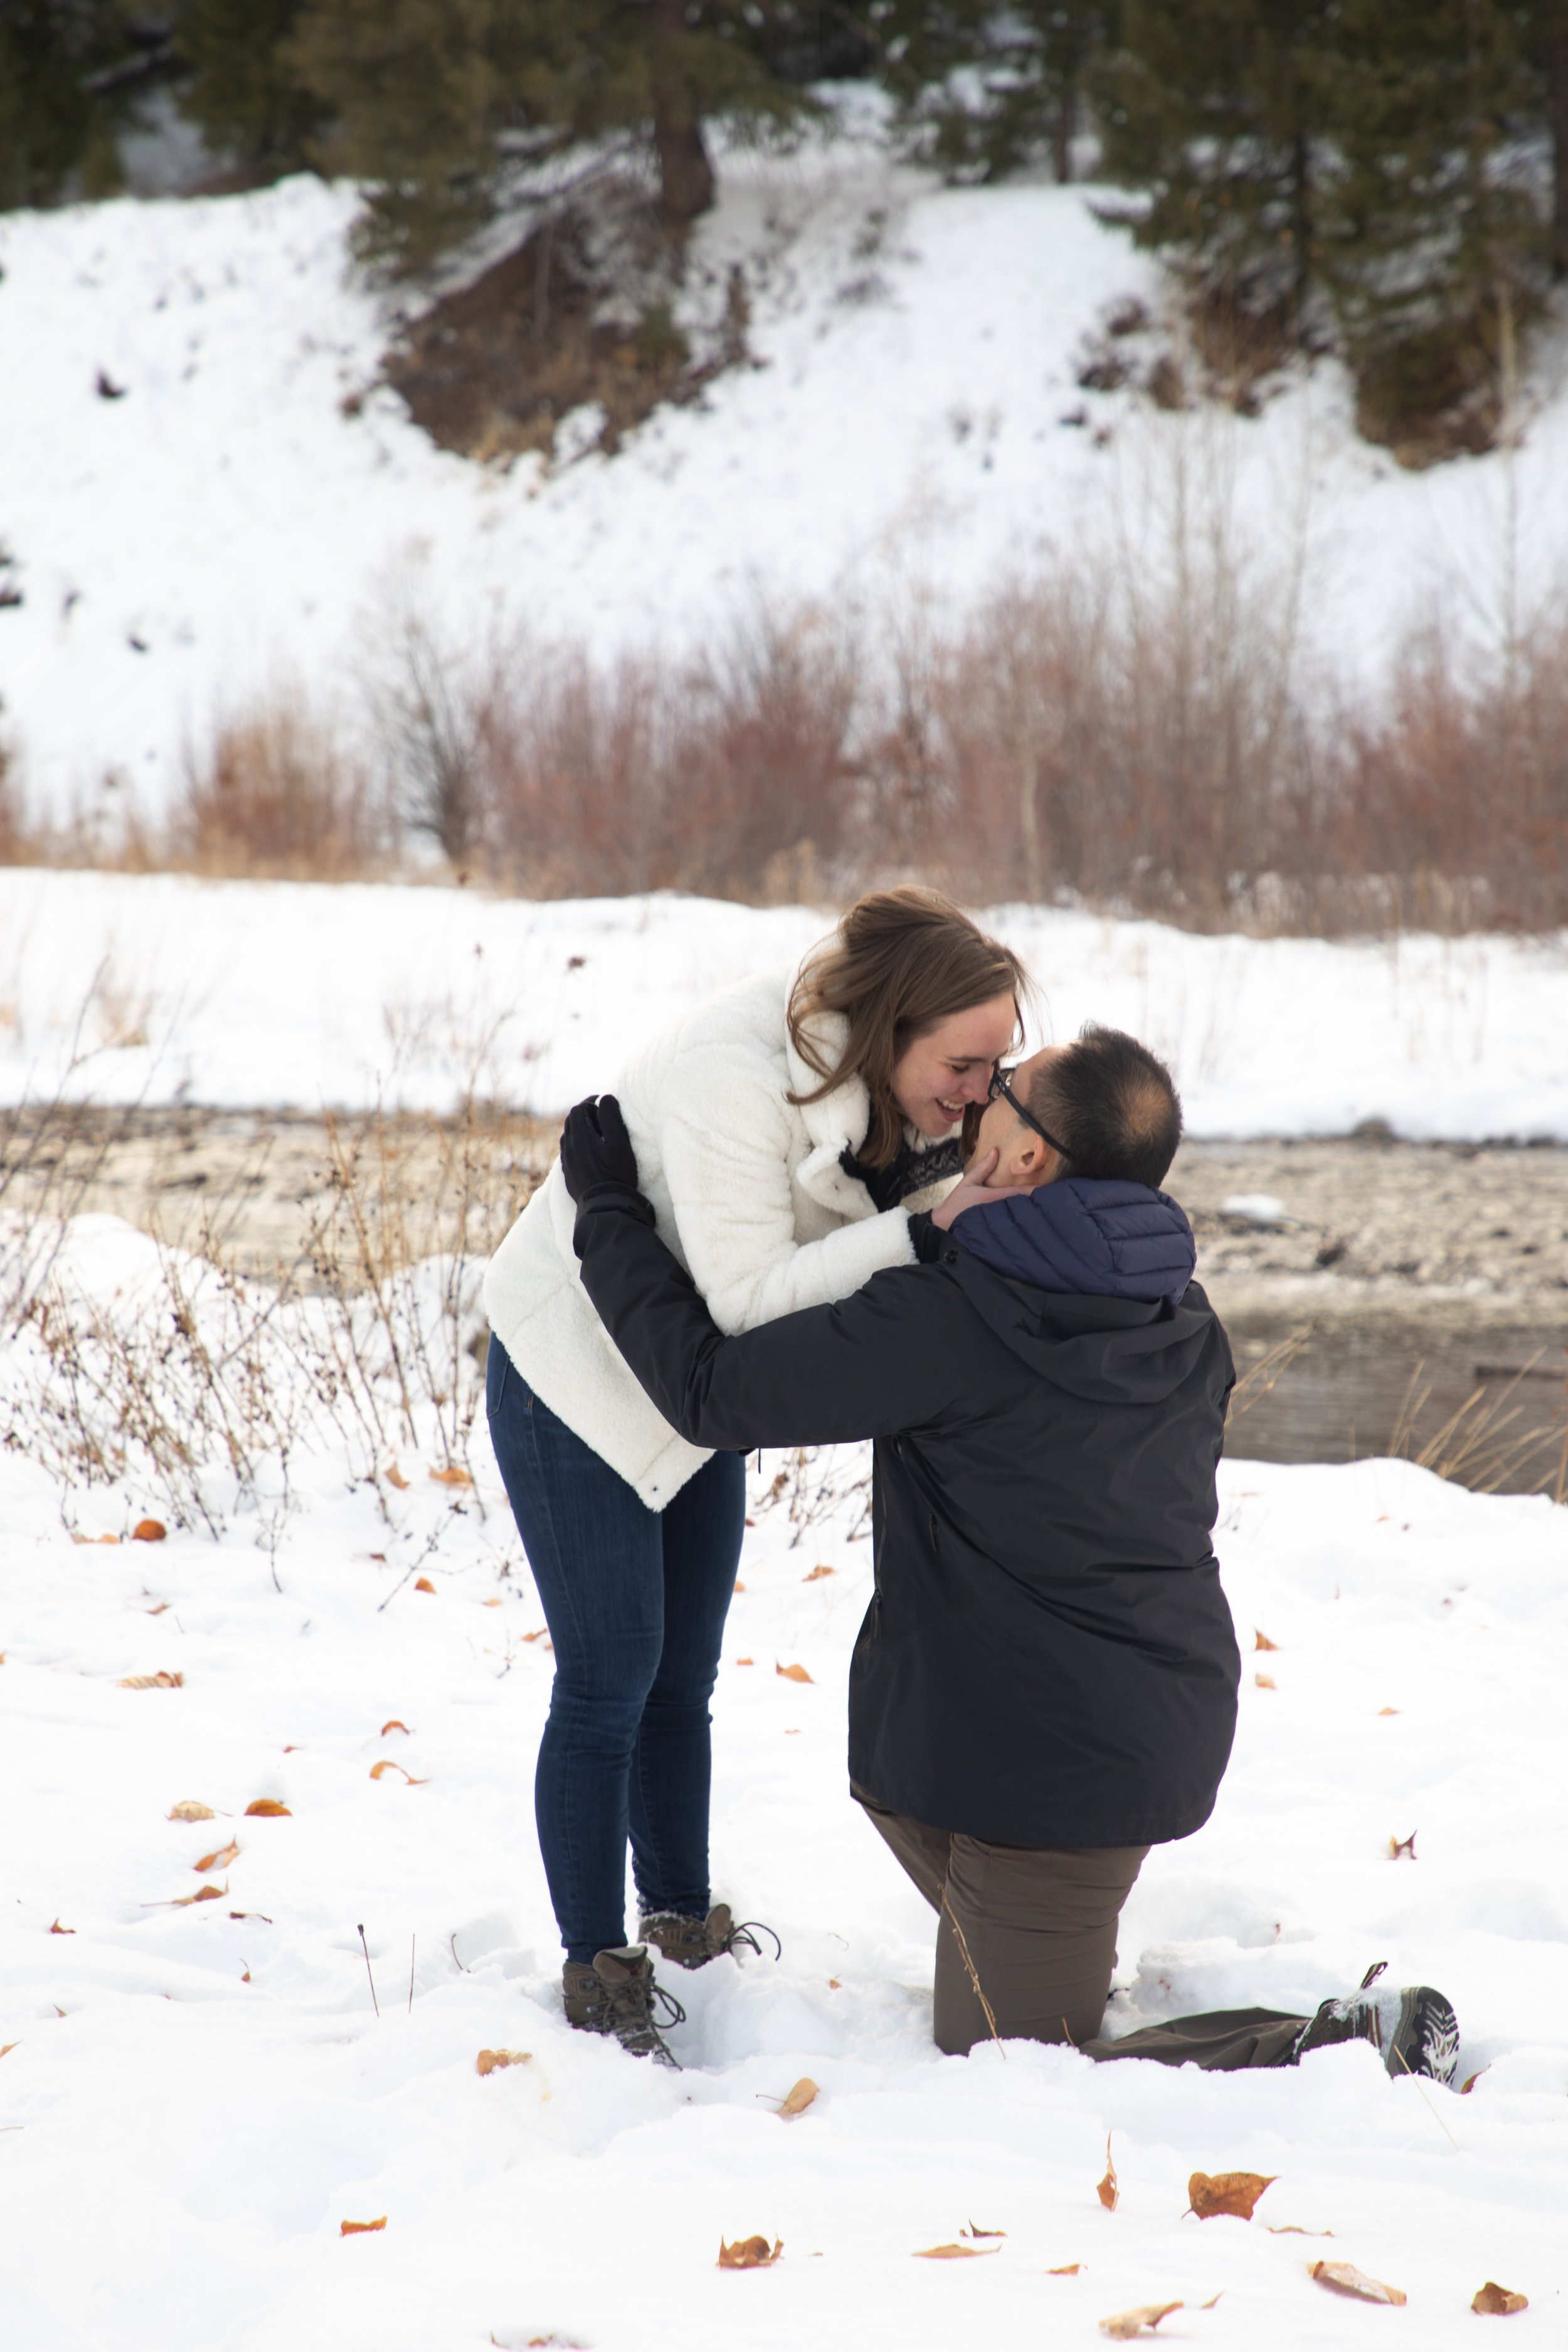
[1387,1354,1568,1500]
[172,702,388,881]
[8,569,1568,933]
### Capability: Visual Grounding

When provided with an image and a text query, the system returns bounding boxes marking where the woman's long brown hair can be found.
[787,887,1028,1167]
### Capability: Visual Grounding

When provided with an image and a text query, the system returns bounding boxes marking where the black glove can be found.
[559,1093,641,1207]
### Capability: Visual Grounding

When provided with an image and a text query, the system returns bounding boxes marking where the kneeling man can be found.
[559,1027,1457,2080]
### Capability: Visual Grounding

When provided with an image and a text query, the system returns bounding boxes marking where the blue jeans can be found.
[486,1337,746,1965]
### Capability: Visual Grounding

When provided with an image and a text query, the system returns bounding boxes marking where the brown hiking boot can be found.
[561,1944,684,2064]
[637,1903,781,1971]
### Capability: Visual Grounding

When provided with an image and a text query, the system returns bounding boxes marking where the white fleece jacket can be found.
[482,962,955,1509]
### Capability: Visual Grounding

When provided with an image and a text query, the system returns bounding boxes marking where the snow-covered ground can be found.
[4,115,1568,816]
[4,869,1567,1139]
[1,1202,1564,2348]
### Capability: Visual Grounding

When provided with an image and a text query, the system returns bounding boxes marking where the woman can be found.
[483,887,1027,2058]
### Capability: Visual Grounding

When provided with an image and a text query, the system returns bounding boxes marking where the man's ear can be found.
[1001,1130,1051,1187]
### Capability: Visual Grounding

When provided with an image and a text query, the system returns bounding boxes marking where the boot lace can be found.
[718,1917,781,1963]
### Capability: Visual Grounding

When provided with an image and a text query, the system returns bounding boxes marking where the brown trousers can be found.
[856,1788,1307,2069]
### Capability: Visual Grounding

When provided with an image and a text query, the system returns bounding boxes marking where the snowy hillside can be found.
[4,871,1568,1137]
[5,118,1568,816]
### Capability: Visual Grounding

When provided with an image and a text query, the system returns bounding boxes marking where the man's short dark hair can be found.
[1026,1025,1182,1190]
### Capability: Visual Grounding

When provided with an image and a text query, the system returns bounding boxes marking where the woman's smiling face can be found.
[889,993,1020,1140]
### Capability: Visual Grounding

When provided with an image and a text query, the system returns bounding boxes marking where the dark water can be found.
[1222,1315,1568,1495]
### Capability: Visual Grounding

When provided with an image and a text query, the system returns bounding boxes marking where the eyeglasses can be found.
[988,1065,1072,1163]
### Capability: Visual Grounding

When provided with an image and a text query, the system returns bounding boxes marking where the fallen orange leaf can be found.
[1472,2282,1528,2316]
[775,1661,813,1683]
[429,1464,472,1486]
[194,1839,239,1872]
[736,1657,754,1666]
[340,2217,386,2237]
[1254,1629,1279,1650]
[49,1919,75,1936]
[0,2042,18,2058]
[718,2236,782,2269]
[245,1799,290,1817]
[1459,2070,1486,2095]
[144,1601,169,1616]
[380,1719,411,1736]
[914,2244,995,2259]
[827,1976,841,1989]
[1099,2302,1182,2339]
[1049,2264,1083,2275]
[167,1800,214,1821]
[1097,2133,1119,2212]
[962,2223,1005,2239]
[476,2048,532,2075]
[778,2077,818,2118]
[733,1580,746,1593]
[1254,1672,1277,1690]
[803,1564,836,1581]
[384,1463,409,1490]
[483,1596,503,1607]
[369,1759,425,1783]
[1310,2261,1406,2306]
[1378,1706,1400,1715]
[70,1532,119,1545]
[1267,2225,1334,2238]
[414,1576,436,1594]
[132,1519,167,1542]
[172,1883,227,1907]
[119,1670,183,1688]
[1187,2171,1275,2221]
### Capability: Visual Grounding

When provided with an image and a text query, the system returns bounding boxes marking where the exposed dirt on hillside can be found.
[378,189,751,468]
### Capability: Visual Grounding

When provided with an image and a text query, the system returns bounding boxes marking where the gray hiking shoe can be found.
[1295,1961,1459,2082]
[637,1902,781,1971]
[561,1944,684,2065]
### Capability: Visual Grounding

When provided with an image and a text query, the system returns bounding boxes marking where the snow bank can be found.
[0,1207,1563,2347]
[4,128,1568,815]
[4,868,1567,1137]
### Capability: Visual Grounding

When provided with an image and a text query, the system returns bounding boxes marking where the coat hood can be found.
[954,1176,1196,1303]
[948,1179,1217,1406]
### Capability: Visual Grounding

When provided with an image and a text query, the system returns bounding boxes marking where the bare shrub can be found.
[369,607,488,868]
[173,701,384,881]
[480,598,859,899]
[8,550,1568,929]
[1,1093,547,1564]
[0,738,34,864]
[1325,621,1568,931]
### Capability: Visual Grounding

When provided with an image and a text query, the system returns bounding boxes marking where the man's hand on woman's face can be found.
[559,1093,640,1204]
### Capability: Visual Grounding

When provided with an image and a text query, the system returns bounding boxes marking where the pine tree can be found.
[1096,0,1336,341]
[1316,0,1544,455]
[1514,0,1568,277]
[171,0,329,176]
[0,0,142,207]
[288,0,817,272]
[882,3,1118,184]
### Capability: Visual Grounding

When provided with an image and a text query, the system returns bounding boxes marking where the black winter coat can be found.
[574,1192,1240,1850]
